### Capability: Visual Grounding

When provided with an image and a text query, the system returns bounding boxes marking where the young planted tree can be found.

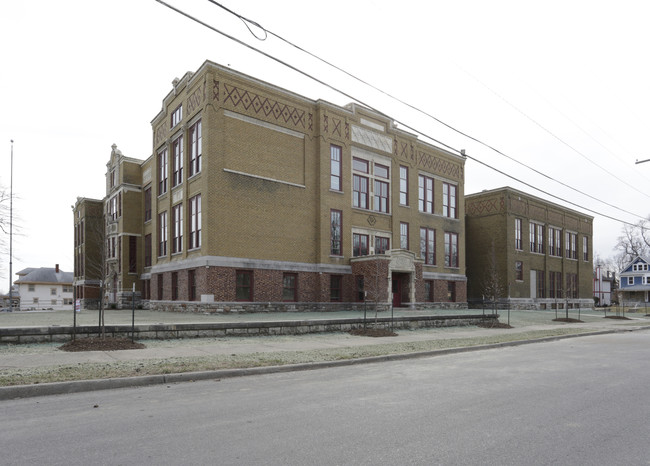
[481,241,506,314]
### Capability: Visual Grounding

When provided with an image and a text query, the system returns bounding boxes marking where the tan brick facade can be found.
[465,187,593,309]
[76,61,468,312]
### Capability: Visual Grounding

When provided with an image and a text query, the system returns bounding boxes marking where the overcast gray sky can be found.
[1,0,649,290]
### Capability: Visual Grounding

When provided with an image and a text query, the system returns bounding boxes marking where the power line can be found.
[201,1,649,220]
[154,0,640,228]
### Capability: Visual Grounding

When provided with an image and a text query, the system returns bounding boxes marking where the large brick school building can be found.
[73,61,468,312]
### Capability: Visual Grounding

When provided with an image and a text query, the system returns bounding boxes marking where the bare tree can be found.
[83,211,109,338]
[614,221,650,264]
[481,240,506,313]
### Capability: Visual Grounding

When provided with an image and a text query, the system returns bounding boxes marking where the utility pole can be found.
[8,140,13,311]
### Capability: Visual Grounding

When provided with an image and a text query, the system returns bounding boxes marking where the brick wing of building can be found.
[73,60,468,312]
[465,187,593,310]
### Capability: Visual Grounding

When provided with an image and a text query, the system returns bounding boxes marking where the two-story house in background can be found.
[618,256,650,304]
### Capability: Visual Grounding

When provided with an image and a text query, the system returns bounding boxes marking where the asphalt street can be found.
[1,330,649,465]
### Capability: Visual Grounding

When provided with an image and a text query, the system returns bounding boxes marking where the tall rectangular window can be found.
[353,233,369,257]
[375,236,390,255]
[536,270,545,298]
[353,174,368,209]
[172,204,183,254]
[330,144,342,191]
[158,211,167,257]
[171,272,178,301]
[549,271,563,298]
[330,275,342,302]
[157,274,163,300]
[282,273,297,301]
[549,227,562,257]
[158,148,168,195]
[420,227,436,265]
[189,194,202,249]
[236,271,253,301]
[583,236,589,261]
[144,234,152,267]
[400,222,409,249]
[172,136,183,187]
[144,186,152,222]
[188,269,196,301]
[330,209,342,256]
[566,273,578,298]
[399,166,408,205]
[530,222,544,253]
[170,104,182,128]
[189,119,202,176]
[129,236,137,273]
[445,232,458,268]
[442,183,457,218]
[373,164,389,213]
[418,175,434,213]
[515,218,522,250]
[566,232,577,259]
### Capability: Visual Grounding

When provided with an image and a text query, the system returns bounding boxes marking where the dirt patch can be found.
[477,321,513,329]
[60,337,146,352]
[604,315,632,320]
[552,318,584,323]
[349,328,398,337]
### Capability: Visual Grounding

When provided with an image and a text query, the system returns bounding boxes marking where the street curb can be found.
[2,326,648,400]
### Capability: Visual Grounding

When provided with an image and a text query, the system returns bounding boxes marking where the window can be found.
[420,227,436,265]
[353,233,369,257]
[373,164,389,213]
[330,144,342,191]
[51,288,56,296]
[144,186,152,222]
[418,175,434,213]
[442,183,457,218]
[158,148,168,195]
[445,232,458,268]
[448,281,456,302]
[171,272,178,301]
[353,158,369,209]
[282,273,297,301]
[530,222,543,253]
[400,222,409,249]
[330,275,342,302]
[33,298,39,304]
[108,195,118,221]
[536,270,545,298]
[28,284,35,292]
[172,204,183,254]
[189,119,202,177]
[583,236,589,261]
[158,211,168,257]
[129,236,137,273]
[330,210,342,256]
[236,271,253,301]
[189,194,202,249]
[375,236,390,255]
[425,280,434,302]
[627,276,634,286]
[399,166,408,205]
[515,218,522,250]
[157,274,164,300]
[515,261,523,281]
[549,271,563,298]
[566,273,578,298]
[144,234,152,267]
[172,136,183,187]
[549,227,562,257]
[171,104,182,128]
[566,232,577,259]
[188,269,196,301]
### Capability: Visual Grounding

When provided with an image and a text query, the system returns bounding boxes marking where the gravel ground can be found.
[1,308,648,387]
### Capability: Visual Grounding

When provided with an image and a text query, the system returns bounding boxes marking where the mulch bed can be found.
[349,328,398,337]
[604,315,632,320]
[60,337,146,352]
[552,318,583,323]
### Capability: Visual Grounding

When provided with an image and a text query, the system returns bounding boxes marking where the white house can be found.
[14,265,74,311]
[593,265,615,306]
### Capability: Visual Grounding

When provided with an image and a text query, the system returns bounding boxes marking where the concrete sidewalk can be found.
[1,310,649,399]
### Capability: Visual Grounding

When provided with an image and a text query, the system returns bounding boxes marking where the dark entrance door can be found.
[392,274,402,307]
